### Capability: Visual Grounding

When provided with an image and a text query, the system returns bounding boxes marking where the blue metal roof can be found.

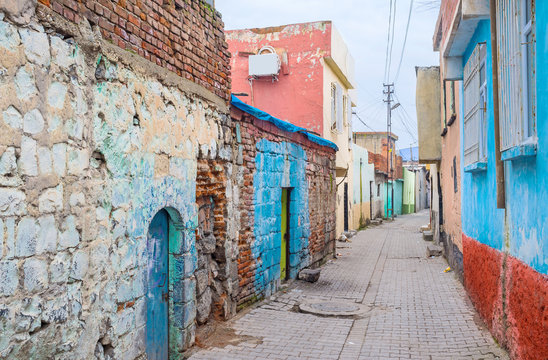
[398,147,419,162]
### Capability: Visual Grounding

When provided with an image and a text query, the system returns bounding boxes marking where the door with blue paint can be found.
[146,210,169,360]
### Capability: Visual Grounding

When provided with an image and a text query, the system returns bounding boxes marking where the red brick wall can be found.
[394,155,403,180]
[232,108,336,306]
[368,151,387,174]
[38,0,231,101]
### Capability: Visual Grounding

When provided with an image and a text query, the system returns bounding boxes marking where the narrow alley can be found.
[189,212,507,360]
[1,1,546,359]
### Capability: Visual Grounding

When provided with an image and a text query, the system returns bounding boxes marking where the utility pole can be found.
[384,83,394,220]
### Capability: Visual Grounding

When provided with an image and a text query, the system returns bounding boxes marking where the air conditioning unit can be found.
[249,51,281,78]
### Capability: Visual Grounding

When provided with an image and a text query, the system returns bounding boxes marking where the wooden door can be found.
[280,189,289,280]
[146,210,169,360]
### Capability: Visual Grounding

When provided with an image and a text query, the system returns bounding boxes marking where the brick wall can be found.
[394,155,403,180]
[368,151,387,174]
[37,0,231,101]
[232,108,336,307]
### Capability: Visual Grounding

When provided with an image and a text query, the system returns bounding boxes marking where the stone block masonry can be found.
[0,2,236,359]
[232,108,337,307]
[36,0,231,101]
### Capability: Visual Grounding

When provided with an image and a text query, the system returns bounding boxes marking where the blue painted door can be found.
[146,210,169,360]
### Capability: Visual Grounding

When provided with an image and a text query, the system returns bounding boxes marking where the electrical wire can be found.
[352,112,376,132]
[387,0,398,82]
[394,0,415,84]
[383,0,394,83]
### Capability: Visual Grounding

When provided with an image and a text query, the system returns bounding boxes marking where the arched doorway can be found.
[146,209,169,359]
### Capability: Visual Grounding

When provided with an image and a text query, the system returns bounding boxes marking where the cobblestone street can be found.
[189,211,508,360]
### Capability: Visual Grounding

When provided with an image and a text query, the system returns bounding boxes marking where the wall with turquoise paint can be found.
[394,180,403,216]
[383,180,403,217]
[461,15,548,274]
[253,139,311,296]
[0,17,235,358]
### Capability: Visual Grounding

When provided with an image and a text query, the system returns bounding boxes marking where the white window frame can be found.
[331,83,337,131]
[347,97,353,149]
[331,82,343,133]
[479,55,488,161]
[463,43,487,166]
[521,0,535,142]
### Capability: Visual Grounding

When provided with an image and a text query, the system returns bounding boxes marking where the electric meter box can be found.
[248,53,281,77]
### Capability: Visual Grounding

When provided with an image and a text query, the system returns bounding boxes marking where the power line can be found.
[394,0,415,84]
[383,0,394,83]
[352,111,376,132]
[386,0,398,82]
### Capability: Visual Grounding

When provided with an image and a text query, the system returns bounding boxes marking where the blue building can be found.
[428,1,548,358]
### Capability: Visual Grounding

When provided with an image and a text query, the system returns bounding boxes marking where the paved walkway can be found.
[189,211,508,360]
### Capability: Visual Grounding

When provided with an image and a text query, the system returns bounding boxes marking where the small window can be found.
[347,97,353,149]
[331,83,343,133]
[463,43,487,166]
[377,184,380,197]
[331,83,337,131]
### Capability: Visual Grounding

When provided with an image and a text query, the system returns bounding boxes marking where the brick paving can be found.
[189,211,508,360]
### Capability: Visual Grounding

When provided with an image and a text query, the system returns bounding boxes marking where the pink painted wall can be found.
[227,22,332,136]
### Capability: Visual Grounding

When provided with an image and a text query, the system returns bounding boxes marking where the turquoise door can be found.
[146,210,169,360]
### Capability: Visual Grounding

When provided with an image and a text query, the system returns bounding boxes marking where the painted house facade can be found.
[351,144,375,229]
[433,0,464,278]
[353,132,403,219]
[426,0,548,358]
[226,21,356,238]
[230,96,337,307]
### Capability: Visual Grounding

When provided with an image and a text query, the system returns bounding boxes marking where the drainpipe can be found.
[490,0,506,209]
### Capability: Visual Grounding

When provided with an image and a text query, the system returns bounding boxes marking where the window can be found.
[343,95,348,125]
[521,0,535,140]
[463,43,487,166]
[496,0,536,149]
[330,82,343,133]
[479,55,488,160]
[347,97,353,149]
[331,83,337,131]
[377,184,380,197]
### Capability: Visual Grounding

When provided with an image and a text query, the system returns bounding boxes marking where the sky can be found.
[215,0,441,150]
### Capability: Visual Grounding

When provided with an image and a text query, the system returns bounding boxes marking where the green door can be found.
[280,189,289,280]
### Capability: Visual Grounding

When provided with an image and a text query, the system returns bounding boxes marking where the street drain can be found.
[298,301,370,317]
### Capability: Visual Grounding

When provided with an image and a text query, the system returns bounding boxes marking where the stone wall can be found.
[231,108,336,308]
[0,3,235,359]
[194,159,238,325]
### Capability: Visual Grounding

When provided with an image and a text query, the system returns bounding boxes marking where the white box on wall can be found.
[249,53,281,77]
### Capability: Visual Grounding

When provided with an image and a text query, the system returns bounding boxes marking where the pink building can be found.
[227,21,357,236]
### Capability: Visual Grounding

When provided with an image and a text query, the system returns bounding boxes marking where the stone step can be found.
[427,244,443,257]
[423,230,433,241]
[370,218,383,226]
[298,268,321,283]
